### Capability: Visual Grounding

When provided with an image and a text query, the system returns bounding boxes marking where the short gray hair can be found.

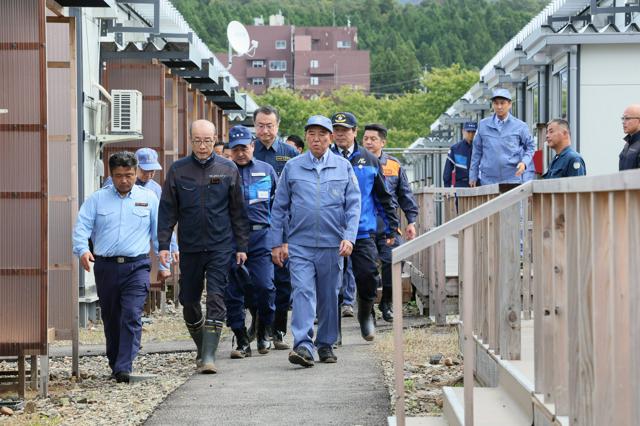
[548,118,571,136]
[253,105,280,123]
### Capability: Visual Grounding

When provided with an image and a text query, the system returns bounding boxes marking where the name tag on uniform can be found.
[210,175,226,184]
[275,156,290,162]
[135,202,148,207]
[251,172,266,177]
[257,190,269,199]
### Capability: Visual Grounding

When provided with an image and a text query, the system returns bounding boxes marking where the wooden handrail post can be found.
[463,226,474,426]
[498,203,521,360]
[392,261,405,425]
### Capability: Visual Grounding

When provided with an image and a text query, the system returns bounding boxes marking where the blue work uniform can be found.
[104,176,178,254]
[332,143,399,304]
[270,150,360,355]
[469,113,535,185]
[619,132,640,171]
[443,140,473,187]
[225,159,278,330]
[253,137,299,333]
[543,146,586,179]
[375,152,419,292]
[72,184,160,375]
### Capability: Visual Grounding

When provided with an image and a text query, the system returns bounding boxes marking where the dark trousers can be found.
[273,261,292,331]
[375,232,404,289]
[94,258,150,374]
[351,237,380,302]
[179,250,233,324]
[225,229,276,329]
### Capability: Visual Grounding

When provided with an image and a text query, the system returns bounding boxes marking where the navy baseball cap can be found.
[230,263,252,295]
[304,115,333,133]
[135,148,162,171]
[228,125,254,148]
[491,88,512,101]
[331,112,357,128]
[463,122,478,132]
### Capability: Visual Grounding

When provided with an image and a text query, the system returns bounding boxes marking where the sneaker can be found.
[288,346,314,368]
[230,342,252,359]
[273,330,291,350]
[114,372,130,383]
[341,305,354,318]
[318,346,337,363]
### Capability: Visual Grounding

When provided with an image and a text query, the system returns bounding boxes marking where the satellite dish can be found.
[227,21,251,56]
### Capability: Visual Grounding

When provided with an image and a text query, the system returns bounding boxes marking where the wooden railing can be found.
[390,170,640,426]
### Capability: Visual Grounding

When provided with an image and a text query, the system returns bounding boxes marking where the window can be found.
[310,59,319,69]
[275,40,287,49]
[557,68,569,119]
[269,60,287,71]
[269,77,287,88]
[310,76,319,86]
[337,40,352,49]
[252,60,265,68]
[251,78,264,86]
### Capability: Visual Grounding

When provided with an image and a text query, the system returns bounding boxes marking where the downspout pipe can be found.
[568,46,579,149]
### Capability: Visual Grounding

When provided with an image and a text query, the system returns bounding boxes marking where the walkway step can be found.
[388,415,447,425]
[442,386,530,426]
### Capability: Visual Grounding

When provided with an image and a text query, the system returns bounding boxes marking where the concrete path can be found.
[145,316,390,425]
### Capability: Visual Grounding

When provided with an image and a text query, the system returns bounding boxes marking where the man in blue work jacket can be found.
[543,119,586,179]
[158,119,250,374]
[469,88,535,186]
[252,105,299,350]
[225,125,278,359]
[363,123,419,323]
[271,115,361,368]
[72,152,167,383]
[331,112,399,341]
[443,122,477,187]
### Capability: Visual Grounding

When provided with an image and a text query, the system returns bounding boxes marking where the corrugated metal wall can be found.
[46,15,78,341]
[0,0,48,356]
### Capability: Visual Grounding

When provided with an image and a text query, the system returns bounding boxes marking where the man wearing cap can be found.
[225,125,278,359]
[543,119,586,179]
[469,88,535,186]
[363,123,419,323]
[443,122,477,187]
[330,112,399,341]
[271,115,361,367]
[158,119,249,374]
[252,105,299,350]
[73,151,167,383]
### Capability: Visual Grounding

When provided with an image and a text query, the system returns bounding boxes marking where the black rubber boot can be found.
[230,327,251,359]
[247,307,257,343]
[185,317,205,368]
[200,320,223,374]
[379,286,394,323]
[257,320,273,355]
[357,298,375,341]
[272,309,290,350]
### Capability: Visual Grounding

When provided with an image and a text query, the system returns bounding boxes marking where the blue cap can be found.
[135,148,162,171]
[231,263,251,295]
[331,112,357,128]
[228,125,254,148]
[304,115,333,133]
[491,88,512,101]
[463,122,478,132]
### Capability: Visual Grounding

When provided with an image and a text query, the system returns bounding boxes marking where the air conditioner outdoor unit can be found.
[111,89,142,133]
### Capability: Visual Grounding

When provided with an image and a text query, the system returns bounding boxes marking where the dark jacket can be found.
[158,154,249,253]
[543,146,586,179]
[332,143,399,239]
[443,139,473,187]
[619,132,640,171]
[378,152,419,224]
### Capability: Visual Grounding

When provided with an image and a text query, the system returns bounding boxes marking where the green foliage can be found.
[172,0,547,93]
[254,65,477,148]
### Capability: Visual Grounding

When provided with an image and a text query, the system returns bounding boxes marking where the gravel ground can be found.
[374,315,463,417]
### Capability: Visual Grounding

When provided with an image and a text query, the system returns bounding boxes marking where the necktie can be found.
[342,149,349,159]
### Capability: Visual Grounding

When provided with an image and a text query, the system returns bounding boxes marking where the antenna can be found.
[226,21,258,70]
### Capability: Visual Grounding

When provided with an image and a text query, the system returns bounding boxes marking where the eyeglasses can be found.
[621,116,640,122]
[256,123,276,131]
[191,138,215,146]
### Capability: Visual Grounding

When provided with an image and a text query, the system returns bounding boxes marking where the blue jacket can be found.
[237,158,278,225]
[378,152,418,225]
[443,140,473,187]
[270,150,361,248]
[253,137,299,176]
[543,146,586,179]
[332,143,399,239]
[469,113,535,185]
